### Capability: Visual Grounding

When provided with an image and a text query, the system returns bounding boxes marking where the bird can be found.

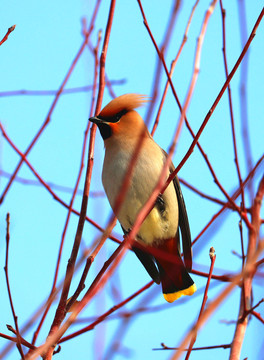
[89,93,196,302]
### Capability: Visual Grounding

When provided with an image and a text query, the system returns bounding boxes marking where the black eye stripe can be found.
[98,109,128,123]
[113,109,127,122]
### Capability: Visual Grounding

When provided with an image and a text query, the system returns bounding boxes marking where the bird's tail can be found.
[155,237,196,303]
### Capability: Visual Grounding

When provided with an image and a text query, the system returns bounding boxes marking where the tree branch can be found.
[4,214,25,359]
[0,25,16,46]
[229,176,264,359]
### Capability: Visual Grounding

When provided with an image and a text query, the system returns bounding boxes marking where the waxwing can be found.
[89,94,196,302]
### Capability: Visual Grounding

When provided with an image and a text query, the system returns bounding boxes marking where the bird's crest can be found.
[99,94,149,119]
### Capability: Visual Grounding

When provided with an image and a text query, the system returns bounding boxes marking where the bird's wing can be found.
[132,245,161,284]
[171,168,192,271]
[121,226,161,284]
[161,146,192,271]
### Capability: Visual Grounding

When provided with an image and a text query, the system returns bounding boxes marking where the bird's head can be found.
[89,94,150,142]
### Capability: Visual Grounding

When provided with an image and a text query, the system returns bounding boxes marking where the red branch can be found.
[0,169,105,197]
[151,0,200,136]
[0,25,16,46]
[185,248,216,359]
[153,342,231,351]
[4,214,25,359]
[243,298,264,321]
[237,0,254,201]
[219,0,246,213]
[64,32,103,314]
[229,176,264,359]
[251,310,264,324]
[0,331,35,351]
[0,80,125,97]
[144,0,180,127]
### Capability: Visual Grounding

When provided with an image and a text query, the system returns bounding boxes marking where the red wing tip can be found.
[163,284,197,303]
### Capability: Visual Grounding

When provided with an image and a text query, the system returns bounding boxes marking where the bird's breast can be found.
[102,138,179,245]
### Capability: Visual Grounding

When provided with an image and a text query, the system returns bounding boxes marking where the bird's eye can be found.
[111,109,127,123]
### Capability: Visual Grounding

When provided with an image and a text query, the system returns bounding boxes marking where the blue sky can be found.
[0,1,264,359]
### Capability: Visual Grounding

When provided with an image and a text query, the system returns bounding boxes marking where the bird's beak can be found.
[89,116,107,125]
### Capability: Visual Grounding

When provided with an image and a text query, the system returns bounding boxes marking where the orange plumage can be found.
[99,93,149,119]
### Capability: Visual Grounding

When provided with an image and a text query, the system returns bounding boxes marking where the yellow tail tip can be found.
[163,284,197,303]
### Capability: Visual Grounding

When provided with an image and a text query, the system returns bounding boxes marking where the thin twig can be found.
[4,214,25,359]
[242,298,264,320]
[0,80,125,97]
[237,0,254,201]
[0,169,105,196]
[251,310,264,324]
[0,330,35,351]
[143,0,181,127]
[64,31,103,314]
[151,0,200,136]
[180,177,228,207]
[0,25,16,46]
[191,268,231,282]
[185,247,216,359]
[238,213,247,314]
[153,342,231,351]
[219,0,246,213]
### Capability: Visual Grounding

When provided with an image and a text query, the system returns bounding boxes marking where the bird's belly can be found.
[102,149,179,245]
[119,198,178,245]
